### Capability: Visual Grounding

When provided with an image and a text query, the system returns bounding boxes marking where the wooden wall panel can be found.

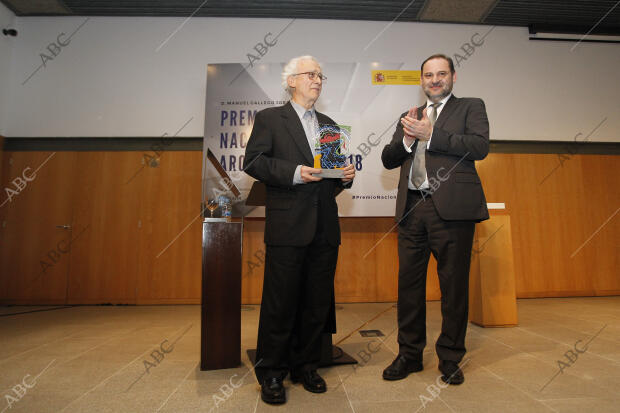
[67,152,144,304]
[135,151,202,304]
[335,218,440,302]
[580,156,620,295]
[476,153,619,298]
[0,151,76,304]
[0,151,618,305]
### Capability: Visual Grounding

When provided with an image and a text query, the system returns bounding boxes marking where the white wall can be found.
[0,2,15,135]
[3,15,620,141]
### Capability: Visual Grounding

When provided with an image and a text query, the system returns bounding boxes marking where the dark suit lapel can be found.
[433,94,457,130]
[282,101,314,165]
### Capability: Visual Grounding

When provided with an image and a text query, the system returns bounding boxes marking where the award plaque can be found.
[313,124,351,178]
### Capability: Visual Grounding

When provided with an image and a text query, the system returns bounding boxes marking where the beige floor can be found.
[0,297,619,413]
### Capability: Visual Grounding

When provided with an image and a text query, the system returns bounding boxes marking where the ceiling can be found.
[1,0,619,34]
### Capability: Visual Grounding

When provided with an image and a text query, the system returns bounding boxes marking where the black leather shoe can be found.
[382,355,423,380]
[291,370,327,393]
[261,377,286,404]
[439,360,464,385]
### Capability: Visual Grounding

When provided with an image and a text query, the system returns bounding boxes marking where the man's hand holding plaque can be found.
[341,163,355,183]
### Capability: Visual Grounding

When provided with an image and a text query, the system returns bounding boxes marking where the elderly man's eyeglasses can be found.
[292,72,327,81]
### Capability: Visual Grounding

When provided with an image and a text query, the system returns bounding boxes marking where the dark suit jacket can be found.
[381,95,490,222]
[243,101,347,247]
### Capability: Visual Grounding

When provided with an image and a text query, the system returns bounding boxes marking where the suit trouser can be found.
[396,190,475,363]
[254,228,338,383]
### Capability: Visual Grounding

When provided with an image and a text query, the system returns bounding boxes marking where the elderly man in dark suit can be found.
[243,55,355,405]
[381,54,489,385]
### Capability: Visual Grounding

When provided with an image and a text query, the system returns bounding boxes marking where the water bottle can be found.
[218,196,232,221]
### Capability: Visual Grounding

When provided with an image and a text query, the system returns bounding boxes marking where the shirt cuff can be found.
[293,165,304,185]
[403,137,414,153]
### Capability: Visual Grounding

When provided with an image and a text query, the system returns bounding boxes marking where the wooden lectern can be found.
[469,213,518,327]
[201,219,242,370]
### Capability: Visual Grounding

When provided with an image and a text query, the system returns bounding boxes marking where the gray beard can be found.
[426,88,451,103]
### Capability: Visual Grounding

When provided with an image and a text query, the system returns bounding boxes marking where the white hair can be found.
[281,55,321,95]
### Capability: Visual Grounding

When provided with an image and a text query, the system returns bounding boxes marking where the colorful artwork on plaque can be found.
[313,125,350,170]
